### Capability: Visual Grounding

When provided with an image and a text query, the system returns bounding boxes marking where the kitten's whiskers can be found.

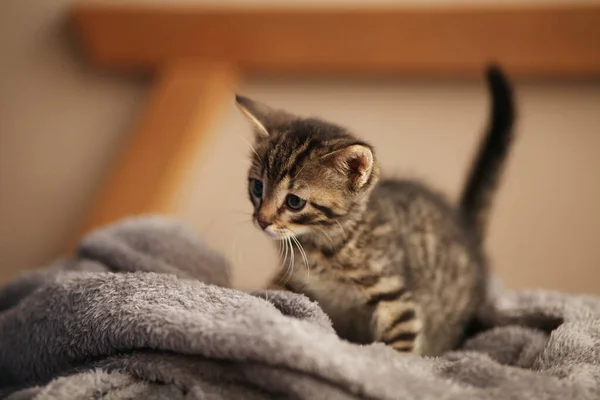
[280,237,297,287]
[284,237,295,286]
[335,220,347,239]
[291,234,310,289]
[292,164,307,181]
[279,237,292,286]
[316,227,336,253]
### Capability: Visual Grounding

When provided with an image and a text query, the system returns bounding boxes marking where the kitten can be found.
[235,66,515,356]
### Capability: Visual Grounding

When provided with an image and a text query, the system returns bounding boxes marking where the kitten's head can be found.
[236,95,379,240]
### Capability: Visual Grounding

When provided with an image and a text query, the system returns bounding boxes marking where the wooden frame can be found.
[72,4,600,77]
[64,63,236,251]
[66,2,600,249]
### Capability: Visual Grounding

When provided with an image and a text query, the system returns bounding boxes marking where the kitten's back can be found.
[370,179,486,354]
[363,67,516,353]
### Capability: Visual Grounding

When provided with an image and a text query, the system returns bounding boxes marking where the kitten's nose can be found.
[256,216,271,230]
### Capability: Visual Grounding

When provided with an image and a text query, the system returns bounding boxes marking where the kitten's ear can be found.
[328,145,374,190]
[235,95,295,138]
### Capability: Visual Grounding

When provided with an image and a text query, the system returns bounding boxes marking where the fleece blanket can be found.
[1,217,599,400]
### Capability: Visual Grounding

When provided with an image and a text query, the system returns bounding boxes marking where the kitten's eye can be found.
[286,194,306,211]
[250,179,263,197]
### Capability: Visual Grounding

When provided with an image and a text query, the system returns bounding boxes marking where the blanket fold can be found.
[1,216,598,400]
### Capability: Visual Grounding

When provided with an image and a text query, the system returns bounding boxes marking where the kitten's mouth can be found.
[253,220,288,239]
[253,218,310,239]
[266,228,309,241]
[265,229,288,239]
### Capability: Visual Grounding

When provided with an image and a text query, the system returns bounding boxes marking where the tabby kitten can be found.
[236,66,515,356]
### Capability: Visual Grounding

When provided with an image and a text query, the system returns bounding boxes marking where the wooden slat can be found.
[70,4,600,78]
[64,62,236,251]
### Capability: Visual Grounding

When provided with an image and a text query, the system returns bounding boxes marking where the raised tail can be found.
[459,65,516,240]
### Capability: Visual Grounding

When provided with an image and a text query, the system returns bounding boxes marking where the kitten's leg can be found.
[367,287,422,353]
[371,301,422,352]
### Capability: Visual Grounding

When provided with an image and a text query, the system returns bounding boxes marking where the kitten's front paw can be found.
[371,302,422,353]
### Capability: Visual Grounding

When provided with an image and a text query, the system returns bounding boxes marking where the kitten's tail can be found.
[459,65,516,240]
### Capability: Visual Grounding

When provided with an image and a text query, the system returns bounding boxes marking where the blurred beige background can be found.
[1,0,599,293]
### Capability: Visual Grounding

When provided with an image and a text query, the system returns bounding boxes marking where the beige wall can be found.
[0,0,147,275]
[1,0,599,294]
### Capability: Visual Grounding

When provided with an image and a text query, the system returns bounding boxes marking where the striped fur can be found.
[236,66,516,356]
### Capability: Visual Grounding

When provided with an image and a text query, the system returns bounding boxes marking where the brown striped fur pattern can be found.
[236,66,515,356]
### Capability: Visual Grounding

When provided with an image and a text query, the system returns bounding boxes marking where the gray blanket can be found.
[1,217,599,400]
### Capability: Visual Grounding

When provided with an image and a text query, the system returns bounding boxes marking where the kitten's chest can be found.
[288,251,375,343]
